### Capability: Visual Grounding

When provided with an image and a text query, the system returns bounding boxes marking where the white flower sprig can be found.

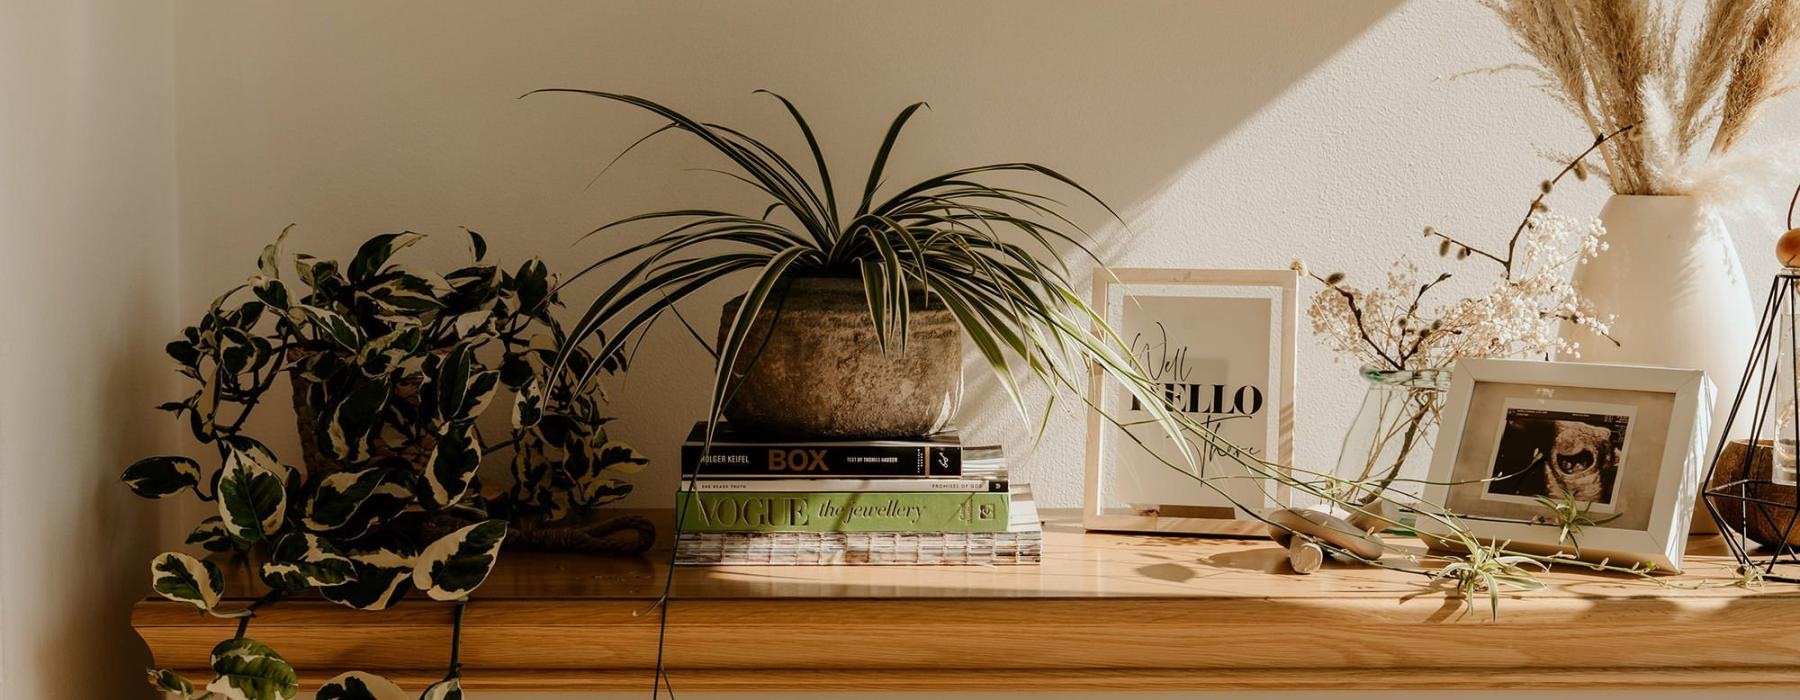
[1296,127,1627,372]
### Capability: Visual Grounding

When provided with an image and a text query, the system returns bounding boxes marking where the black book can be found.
[680,422,962,478]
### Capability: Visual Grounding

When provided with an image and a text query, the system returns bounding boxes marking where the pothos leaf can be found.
[150,551,223,612]
[317,671,408,700]
[292,304,363,351]
[165,337,201,367]
[365,272,450,314]
[206,637,300,700]
[357,327,423,377]
[259,532,357,591]
[304,469,395,532]
[511,378,542,428]
[122,455,204,499]
[217,441,287,543]
[513,258,550,313]
[295,255,339,290]
[455,370,499,422]
[146,667,199,697]
[431,344,472,425]
[412,519,507,601]
[258,225,293,280]
[253,278,290,310]
[419,677,462,700]
[465,228,488,262]
[447,310,493,340]
[348,231,425,282]
[187,516,236,553]
[575,478,632,509]
[324,380,391,461]
[423,425,482,510]
[595,440,649,476]
[195,359,221,437]
[321,548,416,611]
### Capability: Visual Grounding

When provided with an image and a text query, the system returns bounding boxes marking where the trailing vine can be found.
[131,228,646,699]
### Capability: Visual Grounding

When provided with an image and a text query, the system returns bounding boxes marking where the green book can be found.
[677,491,1010,533]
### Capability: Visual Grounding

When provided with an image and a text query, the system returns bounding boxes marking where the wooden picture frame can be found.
[1082,268,1297,535]
[1417,359,1712,572]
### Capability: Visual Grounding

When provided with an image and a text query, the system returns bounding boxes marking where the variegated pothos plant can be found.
[127,228,645,699]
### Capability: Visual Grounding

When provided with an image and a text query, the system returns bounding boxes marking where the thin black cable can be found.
[651,277,796,698]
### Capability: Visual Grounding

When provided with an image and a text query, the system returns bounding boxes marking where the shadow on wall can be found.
[172,0,1404,507]
[41,281,170,699]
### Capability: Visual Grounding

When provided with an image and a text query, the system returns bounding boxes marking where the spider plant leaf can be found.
[708,247,808,439]
[894,162,1122,224]
[855,101,929,219]
[525,89,830,248]
[756,89,838,229]
[565,254,773,391]
[706,121,831,236]
[584,121,681,191]
[924,277,1028,421]
[858,259,889,351]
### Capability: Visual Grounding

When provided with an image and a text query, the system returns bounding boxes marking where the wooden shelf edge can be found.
[152,667,1800,692]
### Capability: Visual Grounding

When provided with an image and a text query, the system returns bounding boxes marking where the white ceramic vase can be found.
[1570,195,1755,531]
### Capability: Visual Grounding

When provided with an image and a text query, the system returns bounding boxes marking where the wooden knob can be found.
[1287,538,1324,575]
[1779,228,1800,268]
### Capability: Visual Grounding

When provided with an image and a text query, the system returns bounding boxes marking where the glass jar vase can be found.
[1330,365,1451,531]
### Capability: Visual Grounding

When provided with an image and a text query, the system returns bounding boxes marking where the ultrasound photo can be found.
[1483,407,1630,507]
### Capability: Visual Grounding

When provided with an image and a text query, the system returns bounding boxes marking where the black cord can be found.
[651,277,796,698]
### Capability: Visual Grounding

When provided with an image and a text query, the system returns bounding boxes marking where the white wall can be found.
[0,0,1792,698]
[169,0,1800,512]
[0,0,179,697]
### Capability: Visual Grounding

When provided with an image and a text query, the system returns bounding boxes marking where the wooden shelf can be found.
[132,509,1800,691]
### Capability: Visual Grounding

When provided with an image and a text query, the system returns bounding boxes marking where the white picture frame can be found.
[1418,358,1713,572]
[1082,268,1297,535]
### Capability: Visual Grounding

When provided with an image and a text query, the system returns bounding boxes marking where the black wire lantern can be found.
[1703,189,1800,583]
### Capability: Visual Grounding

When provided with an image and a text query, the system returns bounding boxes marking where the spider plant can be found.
[524,89,1199,461]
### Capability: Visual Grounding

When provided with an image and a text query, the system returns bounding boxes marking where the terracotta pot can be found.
[718,276,962,439]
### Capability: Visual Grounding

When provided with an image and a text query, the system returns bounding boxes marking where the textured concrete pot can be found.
[718,276,962,439]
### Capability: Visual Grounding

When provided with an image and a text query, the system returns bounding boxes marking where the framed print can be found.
[1082,268,1296,535]
[1418,359,1713,572]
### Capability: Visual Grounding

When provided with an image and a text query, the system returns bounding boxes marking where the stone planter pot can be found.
[718,275,962,439]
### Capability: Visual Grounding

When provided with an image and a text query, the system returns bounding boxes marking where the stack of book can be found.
[673,423,1041,565]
